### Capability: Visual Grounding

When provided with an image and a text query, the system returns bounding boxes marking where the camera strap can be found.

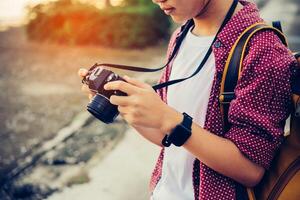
[88,0,239,91]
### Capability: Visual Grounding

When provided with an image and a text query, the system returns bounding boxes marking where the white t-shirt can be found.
[151,28,216,200]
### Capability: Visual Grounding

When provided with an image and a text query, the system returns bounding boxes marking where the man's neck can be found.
[192,0,243,36]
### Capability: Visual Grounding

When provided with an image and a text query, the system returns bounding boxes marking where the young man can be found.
[79,0,297,199]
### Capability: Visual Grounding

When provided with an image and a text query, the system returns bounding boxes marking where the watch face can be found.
[169,124,192,147]
[176,124,190,133]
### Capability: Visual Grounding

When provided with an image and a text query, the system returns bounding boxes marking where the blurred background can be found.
[0,0,299,200]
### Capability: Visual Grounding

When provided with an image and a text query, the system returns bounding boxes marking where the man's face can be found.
[152,0,208,22]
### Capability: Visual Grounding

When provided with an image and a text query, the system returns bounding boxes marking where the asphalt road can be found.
[47,128,160,200]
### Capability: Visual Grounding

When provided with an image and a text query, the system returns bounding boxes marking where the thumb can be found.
[78,68,89,78]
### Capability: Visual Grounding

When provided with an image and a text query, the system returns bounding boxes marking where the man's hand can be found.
[78,68,171,146]
[104,75,182,133]
[78,68,181,133]
[78,68,96,102]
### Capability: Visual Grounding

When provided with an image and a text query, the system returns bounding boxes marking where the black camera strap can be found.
[87,0,238,91]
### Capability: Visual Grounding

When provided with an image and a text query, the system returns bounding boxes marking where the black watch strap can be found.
[162,112,193,147]
[182,113,192,130]
[162,134,172,147]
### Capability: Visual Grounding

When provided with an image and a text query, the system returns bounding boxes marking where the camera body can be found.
[83,66,126,123]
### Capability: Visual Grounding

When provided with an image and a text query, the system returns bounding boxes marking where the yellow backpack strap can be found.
[219,22,288,133]
[219,22,288,200]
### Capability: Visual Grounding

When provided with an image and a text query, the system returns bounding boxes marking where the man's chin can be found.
[170,15,188,24]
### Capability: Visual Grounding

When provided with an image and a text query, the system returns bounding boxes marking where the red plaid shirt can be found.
[150,1,297,199]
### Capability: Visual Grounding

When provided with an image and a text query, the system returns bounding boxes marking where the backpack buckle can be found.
[219,92,235,104]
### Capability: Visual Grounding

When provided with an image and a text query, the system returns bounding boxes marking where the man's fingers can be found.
[117,106,130,114]
[104,80,138,95]
[89,93,94,101]
[110,95,131,106]
[123,75,150,89]
[78,68,96,102]
[81,84,90,93]
[81,84,96,96]
[78,68,88,78]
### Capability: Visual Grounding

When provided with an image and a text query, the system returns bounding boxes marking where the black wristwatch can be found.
[162,112,193,147]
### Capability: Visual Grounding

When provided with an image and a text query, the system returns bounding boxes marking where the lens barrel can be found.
[87,94,119,124]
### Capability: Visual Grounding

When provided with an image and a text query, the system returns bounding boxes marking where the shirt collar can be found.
[216,0,263,49]
[176,1,263,49]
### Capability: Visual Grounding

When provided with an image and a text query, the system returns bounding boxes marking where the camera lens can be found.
[87,94,119,124]
[84,66,127,123]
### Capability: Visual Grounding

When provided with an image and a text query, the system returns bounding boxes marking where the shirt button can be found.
[214,40,222,48]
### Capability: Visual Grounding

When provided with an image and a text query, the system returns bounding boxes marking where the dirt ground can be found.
[0,27,166,179]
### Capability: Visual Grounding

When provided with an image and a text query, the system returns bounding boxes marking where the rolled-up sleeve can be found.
[224,31,297,169]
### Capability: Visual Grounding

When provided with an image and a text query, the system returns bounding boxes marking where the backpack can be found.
[220,21,300,200]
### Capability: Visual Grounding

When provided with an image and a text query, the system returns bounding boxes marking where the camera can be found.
[82,66,126,123]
